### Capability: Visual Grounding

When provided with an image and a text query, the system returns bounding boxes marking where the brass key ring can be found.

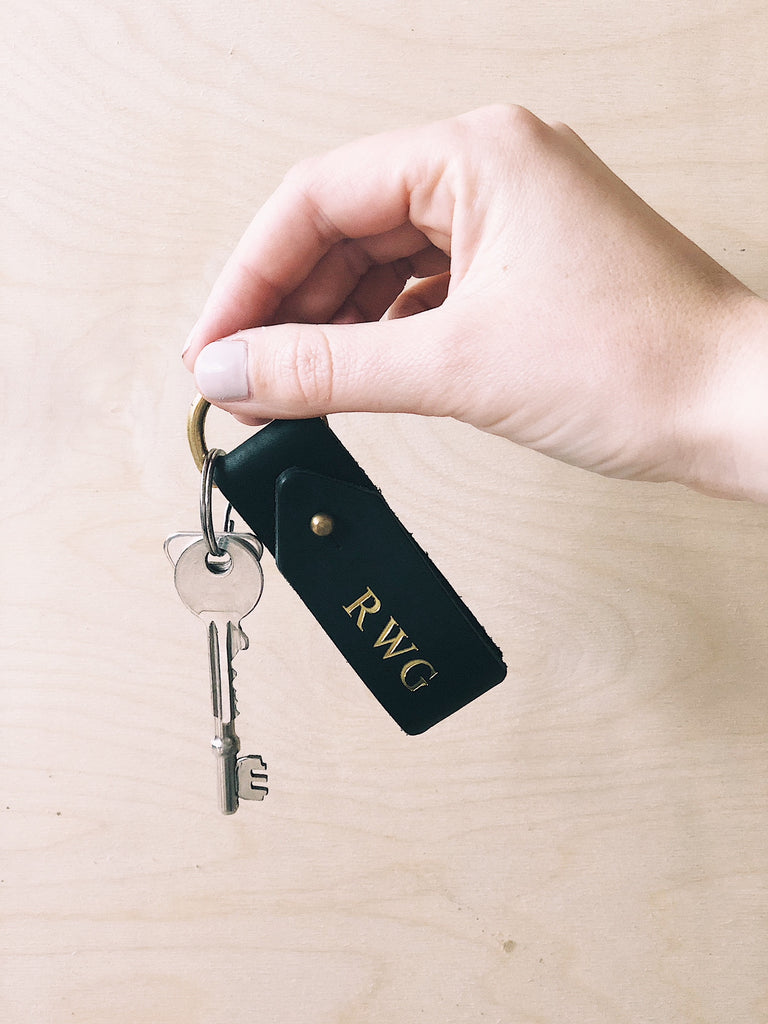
[187,393,214,473]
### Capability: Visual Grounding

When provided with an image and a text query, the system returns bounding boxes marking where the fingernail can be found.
[181,332,193,358]
[194,338,249,401]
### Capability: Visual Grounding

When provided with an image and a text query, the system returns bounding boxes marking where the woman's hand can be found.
[184,105,768,500]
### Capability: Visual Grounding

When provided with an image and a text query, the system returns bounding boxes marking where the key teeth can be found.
[226,622,249,657]
[225,622,247,720]
[237,755,269,801]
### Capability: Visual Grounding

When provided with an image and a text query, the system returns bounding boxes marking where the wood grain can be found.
[2,2,767,1021]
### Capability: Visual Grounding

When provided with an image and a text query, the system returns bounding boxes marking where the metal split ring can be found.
[200,447,226,558]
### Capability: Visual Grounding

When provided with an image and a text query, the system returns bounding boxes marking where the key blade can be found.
[208,615,241,815]
[208,616,238,725]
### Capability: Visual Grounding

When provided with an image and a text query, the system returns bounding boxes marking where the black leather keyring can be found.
[211,416,507,734]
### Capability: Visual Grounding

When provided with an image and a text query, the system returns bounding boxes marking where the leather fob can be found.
[214,418,506,734]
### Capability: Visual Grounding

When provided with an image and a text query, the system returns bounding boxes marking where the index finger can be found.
[183,117,458,363]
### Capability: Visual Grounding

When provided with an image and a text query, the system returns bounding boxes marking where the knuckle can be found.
[500,103,547,145]
[282,324,335,408]
[281,156,341,244]
[548,118,576,138]
[468,102,540,135]
[281,154,320,191]
[456,104,549,161]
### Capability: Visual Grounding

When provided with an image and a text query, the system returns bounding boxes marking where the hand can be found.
[183,105,768,501]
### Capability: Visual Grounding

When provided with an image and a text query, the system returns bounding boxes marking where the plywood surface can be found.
[2,2,767,1021]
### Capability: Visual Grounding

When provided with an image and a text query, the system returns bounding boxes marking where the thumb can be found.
[192,308,461,421]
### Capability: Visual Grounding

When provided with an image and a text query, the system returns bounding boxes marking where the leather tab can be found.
[214,419,506,734]
[274,468,506,734]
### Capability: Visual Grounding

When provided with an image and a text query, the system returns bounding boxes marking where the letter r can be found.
[343,587,382,631]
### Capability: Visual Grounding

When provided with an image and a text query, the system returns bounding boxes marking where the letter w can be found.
[373,617,418,660]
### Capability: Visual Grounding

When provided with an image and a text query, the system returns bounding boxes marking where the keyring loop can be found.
[200,447,226,558]
[187,393,213,474]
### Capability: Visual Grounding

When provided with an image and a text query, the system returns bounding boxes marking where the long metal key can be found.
[169,532,268,813]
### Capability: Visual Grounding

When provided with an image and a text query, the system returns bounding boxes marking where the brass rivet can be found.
[310,513,335,537]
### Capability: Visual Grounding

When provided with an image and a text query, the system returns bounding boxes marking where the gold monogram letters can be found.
[343,587,437,692]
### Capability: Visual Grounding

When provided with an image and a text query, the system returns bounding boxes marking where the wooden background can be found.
[2,2,767,1021]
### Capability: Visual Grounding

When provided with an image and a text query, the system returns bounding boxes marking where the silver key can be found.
[168,532,267,813]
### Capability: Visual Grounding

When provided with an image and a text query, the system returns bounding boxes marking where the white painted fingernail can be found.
[194,339,249,401]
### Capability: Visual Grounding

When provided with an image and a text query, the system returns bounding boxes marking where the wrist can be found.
[683,293,768,503]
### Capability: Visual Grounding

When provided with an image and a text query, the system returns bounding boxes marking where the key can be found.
[169,532,267,813]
